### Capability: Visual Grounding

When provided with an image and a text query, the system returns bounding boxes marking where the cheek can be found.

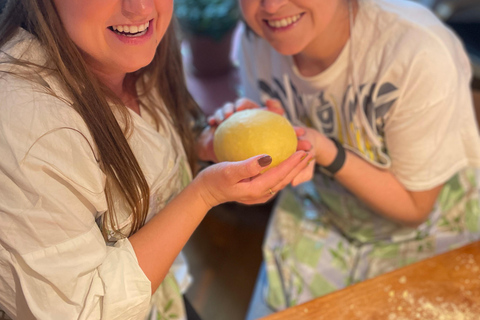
[155,1,174,40]
[53,2,105,52]
[239,1,262,33]
[156,0,174,21]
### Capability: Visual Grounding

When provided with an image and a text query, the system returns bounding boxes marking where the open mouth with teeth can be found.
[264,13,304,29]
[108,20,151,37]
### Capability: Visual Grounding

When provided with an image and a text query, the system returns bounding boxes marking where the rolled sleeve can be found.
[12,227,151,320]
[100,239,152,319]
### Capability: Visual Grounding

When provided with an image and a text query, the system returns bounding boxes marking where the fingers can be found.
[229,154,273,183]
[235,98,259,112]
[222,102,235,119]
[208,98,262,126]
[265,99,284,115]
[203,152,310,207]
[293,126,316,153]
[228,151,307,192]
[294,126,306,137]
[259,151,311,191]
[291,160,315,187]
[297,139,312,151]
[196,126,217,162]
[208,109,221,126]
[207,98,284,127]
[209,102,234,126]
[269,152,313,192]
[293,126,312,151]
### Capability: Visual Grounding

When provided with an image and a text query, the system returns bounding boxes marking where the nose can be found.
[122,0,154,21]
[261,0,288,13]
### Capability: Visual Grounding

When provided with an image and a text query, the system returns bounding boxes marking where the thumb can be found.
[232,155,272,181]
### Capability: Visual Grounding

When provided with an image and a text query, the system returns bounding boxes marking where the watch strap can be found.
[321,137,345,176]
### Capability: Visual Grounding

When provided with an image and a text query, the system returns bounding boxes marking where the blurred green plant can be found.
[174,0,241,41]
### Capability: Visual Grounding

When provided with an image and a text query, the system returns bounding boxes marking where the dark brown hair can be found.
[0,0,205,238]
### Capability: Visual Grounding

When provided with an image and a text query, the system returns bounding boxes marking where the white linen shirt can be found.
[0,29,191,319]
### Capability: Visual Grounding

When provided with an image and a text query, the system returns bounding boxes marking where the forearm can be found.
[314,135,441,226]
[336,152,441,226]
[128,178,211,294]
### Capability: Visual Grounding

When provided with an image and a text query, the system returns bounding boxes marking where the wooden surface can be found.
[261,241,480,320]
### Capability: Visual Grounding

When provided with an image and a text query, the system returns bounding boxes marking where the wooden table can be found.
[261,241,480,320]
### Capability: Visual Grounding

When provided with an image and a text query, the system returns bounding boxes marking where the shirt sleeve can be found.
[384,31,480,191]
[0,77,152,319]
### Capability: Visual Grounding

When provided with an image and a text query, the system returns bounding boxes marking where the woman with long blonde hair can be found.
[0,0,312,319]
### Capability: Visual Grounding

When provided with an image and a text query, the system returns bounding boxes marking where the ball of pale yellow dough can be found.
[214,109,297,170]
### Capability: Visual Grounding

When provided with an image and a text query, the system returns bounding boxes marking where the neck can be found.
[85,60,140,115]
[99,72,141,115]
[98,72,126,97]
[293,0,355,77]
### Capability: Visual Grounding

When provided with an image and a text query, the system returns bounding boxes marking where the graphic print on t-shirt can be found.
[257,76,398,167]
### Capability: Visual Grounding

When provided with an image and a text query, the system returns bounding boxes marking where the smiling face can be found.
[53,0,173,77]
[239,0,347,56]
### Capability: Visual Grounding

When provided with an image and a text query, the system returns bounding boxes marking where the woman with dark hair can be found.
[208,0,480,317]
[0,0,312,319]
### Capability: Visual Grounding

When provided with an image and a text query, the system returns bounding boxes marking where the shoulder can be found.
[0,28,49,70]
[359,0,471,93]
[0,70,97,162]
[363,0,444,28]
[0,28,95,157]
[362,0,469,70]
[0,76,105,206]
[0,75,104,200]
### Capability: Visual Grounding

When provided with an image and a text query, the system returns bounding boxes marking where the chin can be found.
[120,56,155,73]
[271,43,303,56]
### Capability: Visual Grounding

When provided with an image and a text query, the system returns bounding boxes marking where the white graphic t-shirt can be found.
[237,0,480,311]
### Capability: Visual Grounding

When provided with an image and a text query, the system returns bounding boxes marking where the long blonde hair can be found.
[0,0,205,238]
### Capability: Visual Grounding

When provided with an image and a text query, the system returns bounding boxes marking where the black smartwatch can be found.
[319,137,346,177]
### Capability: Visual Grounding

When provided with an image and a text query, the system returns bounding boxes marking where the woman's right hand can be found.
[193,150,312,208]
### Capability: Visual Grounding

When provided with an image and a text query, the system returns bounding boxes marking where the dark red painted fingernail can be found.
[258,155,272,167]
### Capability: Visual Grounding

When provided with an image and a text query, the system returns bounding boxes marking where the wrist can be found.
[315,135,337,166]
[191,170,219,210]
[317,137,346,177]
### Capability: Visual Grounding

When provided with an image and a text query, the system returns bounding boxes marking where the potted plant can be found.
[174,0,241,77]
